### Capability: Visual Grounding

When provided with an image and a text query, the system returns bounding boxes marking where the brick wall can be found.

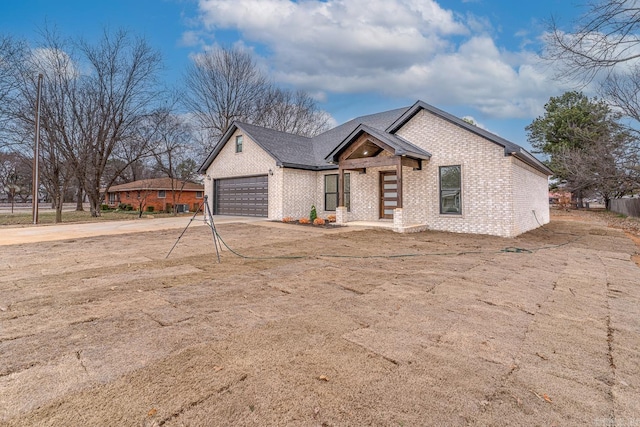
[112,189,203,212]
[392,109,514,236]
[283,168,317,219]
[511,158,550,235]
[202,112,549,237]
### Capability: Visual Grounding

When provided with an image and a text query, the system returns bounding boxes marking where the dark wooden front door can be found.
[379,171,398,219]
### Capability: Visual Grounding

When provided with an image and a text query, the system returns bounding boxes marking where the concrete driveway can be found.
[0,215,266,246]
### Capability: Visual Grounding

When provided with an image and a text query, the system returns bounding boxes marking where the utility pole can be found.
[32,73,43,225]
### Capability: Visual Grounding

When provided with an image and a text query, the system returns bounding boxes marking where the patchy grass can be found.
[0,209,184,227]
[1,219,639,425]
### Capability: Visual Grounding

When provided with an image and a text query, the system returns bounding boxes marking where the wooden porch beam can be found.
[401,157,421,170]
[396,156,403,209]
[338,167,344,207]
[338,135,369,162]
[366,135,396,155]
[340,156,398,170]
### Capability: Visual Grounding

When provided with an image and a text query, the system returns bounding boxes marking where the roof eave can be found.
[198,124,240,173]
[198,122,286,173]
[280,162,338,171]
[394,149,432,160]
[507,149,553,175]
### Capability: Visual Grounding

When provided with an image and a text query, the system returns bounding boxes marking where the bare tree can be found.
[73,29,163,216]
[0,150,32,204]
[0,36,27,151]
[183,46,269,140]
[145,108,198,214]
[545,0,640,82]
[600,68,640,124]
[256,88,330,136]
[2,31,74,221]
[557,134,639,208]
[2,28,164,220]
[183,45,330,150]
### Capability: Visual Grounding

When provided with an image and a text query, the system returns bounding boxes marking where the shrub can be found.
[125,204,133,211]
[327,214,336,223]
[310,205,317,222]
[313,218,325,226]
[299,217,311,224]
[100,204,110,211]
[282,216,294,223]
[118,203,127,210]
[165,203,173,213]
[146,206,154,212]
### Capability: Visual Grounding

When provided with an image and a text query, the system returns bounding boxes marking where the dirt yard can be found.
[1,213,639,426]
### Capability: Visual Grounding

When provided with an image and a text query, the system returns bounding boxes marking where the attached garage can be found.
[214,175,268,217]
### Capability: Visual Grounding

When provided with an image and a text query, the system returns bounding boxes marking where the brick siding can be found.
[204,111,549,237]
[110,189,203,212]
[203,129,279,218]
[511,158,550,235]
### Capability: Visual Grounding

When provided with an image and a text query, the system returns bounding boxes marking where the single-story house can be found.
[105,177,204,213]
[199,100,552,237]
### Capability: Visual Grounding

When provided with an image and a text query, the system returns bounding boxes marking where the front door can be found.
[379,171,398,219]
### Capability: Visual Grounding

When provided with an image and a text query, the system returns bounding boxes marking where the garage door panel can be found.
[215,176,268,217]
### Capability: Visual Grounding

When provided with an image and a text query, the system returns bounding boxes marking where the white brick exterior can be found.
[204,109,550,237]
[203,129,280,218]
[511,158,550,235]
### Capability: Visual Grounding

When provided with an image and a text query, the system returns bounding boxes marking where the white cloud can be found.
[191,0,568,120]
[29,48,78,80]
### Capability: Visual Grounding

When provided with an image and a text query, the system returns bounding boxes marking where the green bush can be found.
[165,203,173,213]
[100,204,110,211]
[146,206,154,212]
[118,203,127,210]
[125,204,133,211]
[310,205,317,222]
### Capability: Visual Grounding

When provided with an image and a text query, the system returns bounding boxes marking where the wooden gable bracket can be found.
[338,133,396,163]
[402,156,422,170]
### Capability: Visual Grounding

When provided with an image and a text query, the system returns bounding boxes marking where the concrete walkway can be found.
[0,215,266,246]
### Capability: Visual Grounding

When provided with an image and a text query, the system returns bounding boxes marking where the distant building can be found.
[105,178,204,213]
[549,191,572,207]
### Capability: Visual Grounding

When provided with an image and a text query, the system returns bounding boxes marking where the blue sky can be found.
[0,0,586,151]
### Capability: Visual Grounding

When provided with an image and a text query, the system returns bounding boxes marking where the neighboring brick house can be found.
[199,100,552,237]
[105,177,204,213]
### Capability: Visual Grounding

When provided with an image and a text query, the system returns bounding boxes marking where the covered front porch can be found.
[324,124,431,233]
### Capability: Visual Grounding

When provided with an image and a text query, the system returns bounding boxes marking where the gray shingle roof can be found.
[311,107,410,164]
[387,101,553,174]
[199,100,552,176]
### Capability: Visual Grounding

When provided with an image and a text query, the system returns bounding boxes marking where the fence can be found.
[609,198,640,218]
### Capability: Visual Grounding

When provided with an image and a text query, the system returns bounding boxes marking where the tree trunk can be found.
[76,187,84,211]
[575,190,584,209]
[88,193,101,217]
[54,192,63,223]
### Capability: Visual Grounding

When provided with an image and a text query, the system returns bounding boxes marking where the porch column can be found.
[338,167,344,207]
[396,156,403,208]
[336,206,347,224]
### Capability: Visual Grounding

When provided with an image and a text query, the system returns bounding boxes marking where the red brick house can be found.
[105,178,204,213]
